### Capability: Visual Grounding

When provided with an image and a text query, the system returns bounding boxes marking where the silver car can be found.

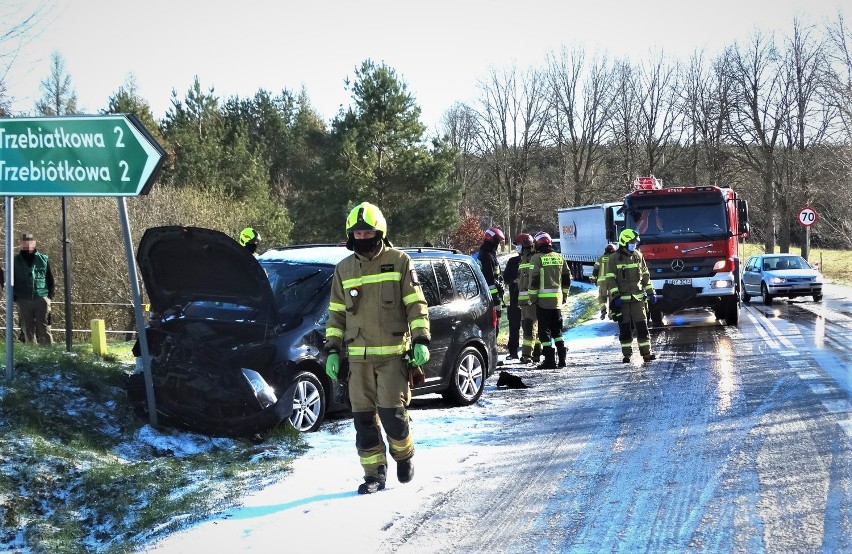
[741,254,823,305]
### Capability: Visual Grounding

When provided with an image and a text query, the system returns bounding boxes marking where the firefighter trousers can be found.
[348,356,414,479]
[617,301,652,358]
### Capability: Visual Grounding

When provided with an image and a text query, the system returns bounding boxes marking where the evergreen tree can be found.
[103,74,165,146]
[330,59,459,245]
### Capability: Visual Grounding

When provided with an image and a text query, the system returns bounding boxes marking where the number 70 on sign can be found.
[797,206,818,227]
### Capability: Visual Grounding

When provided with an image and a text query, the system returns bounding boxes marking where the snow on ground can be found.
[143,303,613,553]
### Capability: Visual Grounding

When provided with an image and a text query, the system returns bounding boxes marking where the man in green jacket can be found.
[13,233,55,345]
[325,202,431,495]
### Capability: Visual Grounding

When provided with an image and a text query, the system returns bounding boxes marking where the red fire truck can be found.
[622,176,750,326]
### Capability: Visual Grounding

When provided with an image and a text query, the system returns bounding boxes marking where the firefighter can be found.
[527,232,571,369]
[324,202,431,494]
[605,229,657,363]
[515,233,542,364]
[477,227,505,334]
[503,237,522,359]
[238,227,262,256]
[592,243,617,320]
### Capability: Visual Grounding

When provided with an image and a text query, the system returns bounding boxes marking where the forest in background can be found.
[1,11,852,334]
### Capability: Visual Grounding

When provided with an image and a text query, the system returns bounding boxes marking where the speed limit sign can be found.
[797,206,818,227]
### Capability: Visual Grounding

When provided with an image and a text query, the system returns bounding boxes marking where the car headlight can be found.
[241,368,278,409]
[768,277,785,285]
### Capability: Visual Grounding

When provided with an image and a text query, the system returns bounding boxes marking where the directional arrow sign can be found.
[0,114,166,196]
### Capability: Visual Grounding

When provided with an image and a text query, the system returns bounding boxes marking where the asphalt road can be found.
[380,284,852,553]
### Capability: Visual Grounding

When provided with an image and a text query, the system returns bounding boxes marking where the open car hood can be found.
[137,226,276,324]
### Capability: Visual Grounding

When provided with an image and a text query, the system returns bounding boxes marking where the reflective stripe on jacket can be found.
[604,248,655,302]
[326,243,430,358]
[528,251,571,309]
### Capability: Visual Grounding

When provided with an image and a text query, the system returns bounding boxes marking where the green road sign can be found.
[0,114,166,196]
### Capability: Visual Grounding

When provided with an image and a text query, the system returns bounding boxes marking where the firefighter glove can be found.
[648,293,658,304]
[612,297,623,309]
[412,343,430,366]
[325,352,340,380]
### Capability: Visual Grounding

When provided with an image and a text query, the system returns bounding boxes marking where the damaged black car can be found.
[128,226,342,437]
[128,226,498,437]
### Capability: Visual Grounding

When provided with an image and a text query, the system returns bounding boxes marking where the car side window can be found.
[434,260,455,304]
[414,260,441,307]
[450,260,480,300]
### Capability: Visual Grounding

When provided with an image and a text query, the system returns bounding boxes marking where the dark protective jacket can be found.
[13,250,54,300]
[503,255,520,307]
[325,242,430,358]
[477,241,502,306]
[528,246,571,310]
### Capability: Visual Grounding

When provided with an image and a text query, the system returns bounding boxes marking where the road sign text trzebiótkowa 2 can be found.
[0,115,166,196]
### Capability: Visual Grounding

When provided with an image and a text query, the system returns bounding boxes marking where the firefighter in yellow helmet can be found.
[238,227,261,256]
[324,202,431,494]
[604,229,657,363]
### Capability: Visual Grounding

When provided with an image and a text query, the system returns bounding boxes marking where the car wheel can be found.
[761,283,774,305]
[813,293,823,302]
[741,281,751,303]
[288,371,325,433]
[442,346,485,406]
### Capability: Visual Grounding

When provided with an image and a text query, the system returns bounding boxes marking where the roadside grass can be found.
[0,341,305,553]
[741,243,852,286]
[496,284,600,348]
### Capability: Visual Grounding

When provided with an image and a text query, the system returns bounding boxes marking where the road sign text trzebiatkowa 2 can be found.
[0,114,166,196]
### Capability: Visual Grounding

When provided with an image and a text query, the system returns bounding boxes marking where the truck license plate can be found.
[667,279,692,286]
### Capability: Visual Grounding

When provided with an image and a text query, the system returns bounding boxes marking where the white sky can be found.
[3,0,847,131]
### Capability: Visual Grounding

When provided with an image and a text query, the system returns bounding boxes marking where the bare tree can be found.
[681,51,733,185]
[724,31,791,253]
[608,60,643,186]
[1,1,54,113]
[636,52,684,178]
[35,50,78,115]
[439,102,486,214]
[546,46,615,206]
[777,20,836,255]
[473,65,549,238]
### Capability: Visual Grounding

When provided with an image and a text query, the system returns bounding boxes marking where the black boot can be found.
[556,342,567,368]
[397,458,414,483]
[532,344,541,363]
[537,347,557,369]
[358,465,387,495]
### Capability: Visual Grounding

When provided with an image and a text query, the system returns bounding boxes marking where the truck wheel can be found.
[649,304,664,327]
[723,296,739,325]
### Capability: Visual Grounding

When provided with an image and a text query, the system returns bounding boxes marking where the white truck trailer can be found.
[557,203,624,281]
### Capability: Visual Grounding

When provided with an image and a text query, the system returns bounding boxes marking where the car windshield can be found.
[261,261,334,319]
[626,201,728,241]
[762,256,810,271]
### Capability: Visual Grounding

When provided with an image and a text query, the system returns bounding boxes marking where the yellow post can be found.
[91,319,107,356]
